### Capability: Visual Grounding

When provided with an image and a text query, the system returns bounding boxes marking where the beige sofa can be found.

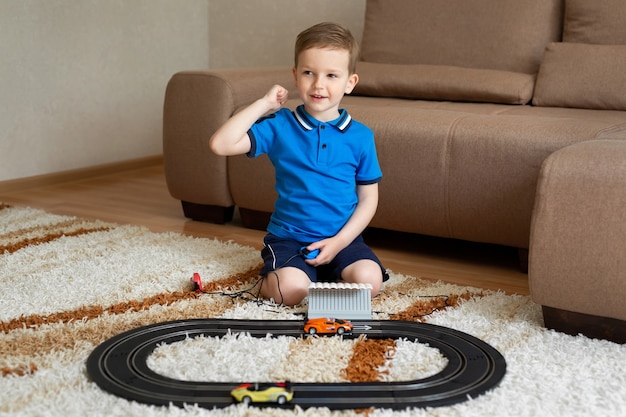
[163,0,626,342]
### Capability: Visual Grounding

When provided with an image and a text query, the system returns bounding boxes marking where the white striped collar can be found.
[294,105,352,133]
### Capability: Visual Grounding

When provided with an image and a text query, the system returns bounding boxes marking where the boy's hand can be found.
[264,85,289,110]
[303,237,346,267]
[210,84,289,156]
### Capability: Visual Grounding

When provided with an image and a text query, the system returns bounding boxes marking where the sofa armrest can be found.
[529,139,626,328]
[162,67,293,213]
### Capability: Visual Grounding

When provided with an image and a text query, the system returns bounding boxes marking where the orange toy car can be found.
[304,317,353,335]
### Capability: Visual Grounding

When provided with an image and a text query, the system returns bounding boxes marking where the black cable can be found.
[271,271,284,305]
[252,249,305,306]
[195,251,458,315]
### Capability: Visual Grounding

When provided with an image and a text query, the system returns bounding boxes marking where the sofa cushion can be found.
[532,43,626,110]
[563,0,626,44]
[353,62,535,105]
[360,0,563,74]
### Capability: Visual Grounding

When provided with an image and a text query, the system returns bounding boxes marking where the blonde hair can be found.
[294,22,360,74]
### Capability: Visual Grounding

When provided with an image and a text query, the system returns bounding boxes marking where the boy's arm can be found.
[209,85,289,156]
[336,183,379,245]
[306,183,379,265]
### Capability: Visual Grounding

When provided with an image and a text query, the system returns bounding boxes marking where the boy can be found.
[210,22,388,306]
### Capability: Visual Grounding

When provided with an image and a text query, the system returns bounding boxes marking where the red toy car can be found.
[191,272,203,292]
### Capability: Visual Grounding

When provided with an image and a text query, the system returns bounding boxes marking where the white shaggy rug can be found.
[1,205,625,417]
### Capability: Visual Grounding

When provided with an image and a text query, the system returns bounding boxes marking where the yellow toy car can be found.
[304,317,353,335]
[230,382,294,405]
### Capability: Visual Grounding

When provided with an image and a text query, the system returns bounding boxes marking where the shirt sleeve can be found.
[356,127,383,185]
[246,110,283,158]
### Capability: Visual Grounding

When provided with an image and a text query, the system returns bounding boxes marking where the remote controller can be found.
[300,247,320,259]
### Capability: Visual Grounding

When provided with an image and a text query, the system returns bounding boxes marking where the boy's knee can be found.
[366,275,383,297]
[341,260,384,297]
[260,267,310,306]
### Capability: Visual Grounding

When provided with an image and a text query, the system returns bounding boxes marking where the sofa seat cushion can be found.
[354,62,535,105]
[339,97,626,248]
[227,95,626,248]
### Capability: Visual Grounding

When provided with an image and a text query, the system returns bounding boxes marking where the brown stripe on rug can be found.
[0,289,199,333]
[0,296,235,366]
[0,265,262,334]
[0,219,112,254]
[1,362,38,377]
[373,272,484,322]
[342,337,396,382]
[389,291,479,322]
[0,268,263,374]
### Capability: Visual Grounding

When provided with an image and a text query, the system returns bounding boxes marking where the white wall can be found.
[0,0,366,182]
[0,0,209,182]
[208,0,366,69]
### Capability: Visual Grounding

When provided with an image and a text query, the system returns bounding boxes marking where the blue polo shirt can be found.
[247,105,382,243]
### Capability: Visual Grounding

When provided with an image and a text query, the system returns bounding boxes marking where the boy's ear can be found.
[292,67,297,84]
[345,73,359,94]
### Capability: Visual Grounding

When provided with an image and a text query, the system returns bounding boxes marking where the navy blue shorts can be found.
[259,233,389,283]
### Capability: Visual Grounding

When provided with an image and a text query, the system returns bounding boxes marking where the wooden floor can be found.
[0,163,529,295]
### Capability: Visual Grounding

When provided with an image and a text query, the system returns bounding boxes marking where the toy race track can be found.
[87,319,506,410]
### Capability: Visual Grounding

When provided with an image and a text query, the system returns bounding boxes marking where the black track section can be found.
[87,319,506,410]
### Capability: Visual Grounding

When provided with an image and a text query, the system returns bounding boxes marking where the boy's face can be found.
[292,47,358,122]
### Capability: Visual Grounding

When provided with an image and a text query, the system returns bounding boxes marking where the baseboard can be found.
[0,155,163,194]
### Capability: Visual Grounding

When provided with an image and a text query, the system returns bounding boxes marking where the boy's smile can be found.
[293,47,358,122]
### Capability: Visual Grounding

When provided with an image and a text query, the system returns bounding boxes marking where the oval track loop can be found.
[87,319,506,409]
